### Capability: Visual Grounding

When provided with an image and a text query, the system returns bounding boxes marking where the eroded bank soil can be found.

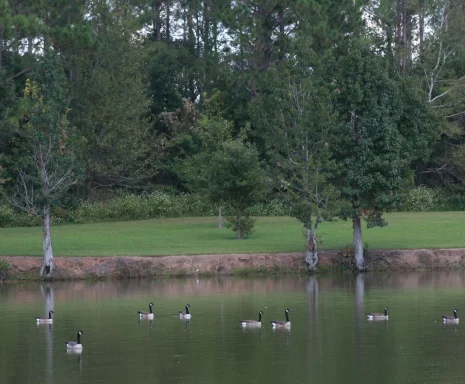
[2,248,465,281]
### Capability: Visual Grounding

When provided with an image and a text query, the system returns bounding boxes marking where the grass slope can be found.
[0,212,464,257]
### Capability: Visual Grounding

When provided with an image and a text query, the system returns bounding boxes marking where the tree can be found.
[69,0,152,196]
[251,49,338,271]
[328,39,435,271]
[6,54,79,279]
[0,70,17,191]
[188,138,269,239]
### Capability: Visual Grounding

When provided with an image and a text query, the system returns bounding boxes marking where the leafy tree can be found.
[5,54,79,279]
[327,39,435,271]
[251,46,338,271]
[187,138,269,239]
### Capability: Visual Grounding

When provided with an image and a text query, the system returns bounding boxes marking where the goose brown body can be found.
[66,331,84,350]
[366,307,389,320]
[240,311,264,327]
[271,309,291,329]
[36,310,54,324]
[138,303,154,319]
[443,309,459,324]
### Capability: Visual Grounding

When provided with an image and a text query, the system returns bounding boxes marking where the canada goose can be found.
[240,311,264,327]
[443,309,459,324]
[179,304,191,319]
[138,303,154,319]
[36,310,54,324]
[366,307,389,320]
[271,309,291,329]
[66,331,84,350]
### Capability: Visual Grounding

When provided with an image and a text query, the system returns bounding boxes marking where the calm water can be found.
[1,272,465,384]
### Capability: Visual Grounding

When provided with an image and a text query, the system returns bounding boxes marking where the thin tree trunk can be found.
[277,5,285,61]
[353,214,365,271]
[419,5,424,57]
[395,0,402,69]
[166,0,170,41]
[217,206,222,228]
[40,205,55,279]
[153,0,162,41]
[237,211,243,240]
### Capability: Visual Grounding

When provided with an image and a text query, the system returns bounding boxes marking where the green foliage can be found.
[69,0,151,192]
[70,192,215,223]
[5,53,80,218]
[397,186,465,212]
[0,205,39,227]
[196,139,270,238]
[244,199,289,216]
[328,38,435,225]
[0,193,290,228]
[402,186,438,212]
[252,50,339,236]
[225,215,255,238]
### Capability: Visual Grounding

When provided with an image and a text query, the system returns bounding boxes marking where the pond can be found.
[1,271,465,384]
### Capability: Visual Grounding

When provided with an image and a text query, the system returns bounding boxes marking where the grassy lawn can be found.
[0,212,464,257]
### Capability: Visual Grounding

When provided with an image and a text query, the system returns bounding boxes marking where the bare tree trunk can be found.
[305,227,318,272]
[153,0,162,41]
[166,0,170,41]
[395,0,402,69]
[28,36,34,55]
[40,205,55,279]
[217,206,222,228]
[419,5,424,57]
[353,215,365,271]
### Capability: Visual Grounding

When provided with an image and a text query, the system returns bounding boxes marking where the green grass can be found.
[0,212,464,257]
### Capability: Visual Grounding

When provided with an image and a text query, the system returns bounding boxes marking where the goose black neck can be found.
[384,308,388,316]
[77,333,81,344]
[285,311,289,322]
[258,312,262,322]
[185,305,190,315]
[48,311,53,319]
[149,305,153,314]
[454,311,458,319]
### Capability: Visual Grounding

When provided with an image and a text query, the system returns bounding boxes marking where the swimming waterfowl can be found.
[271,309,291,329]
[36,310,54,324]
[240,311,264,327]
[366,307,389,320]
[179,304,191,319]
[443,309,459,324]
[66,331,84,350]
[138,303,154,319]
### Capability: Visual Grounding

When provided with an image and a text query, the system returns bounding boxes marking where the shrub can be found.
[401,186,438,212]
[0,204,40,227]
[225,214,255,239]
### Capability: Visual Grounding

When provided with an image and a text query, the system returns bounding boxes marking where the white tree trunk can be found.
[218,206,222,228]
[353,215,365,271]
[40,205,55,279]
[305,227,318,272]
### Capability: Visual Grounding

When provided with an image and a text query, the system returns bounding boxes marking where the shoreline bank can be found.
[2,248,465,281]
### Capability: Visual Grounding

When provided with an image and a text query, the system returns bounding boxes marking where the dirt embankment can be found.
[2,248,465,281]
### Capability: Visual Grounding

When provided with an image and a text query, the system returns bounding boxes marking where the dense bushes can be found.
[1,187,463,228]
[398,186,465,212]
[0,192,290,227]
